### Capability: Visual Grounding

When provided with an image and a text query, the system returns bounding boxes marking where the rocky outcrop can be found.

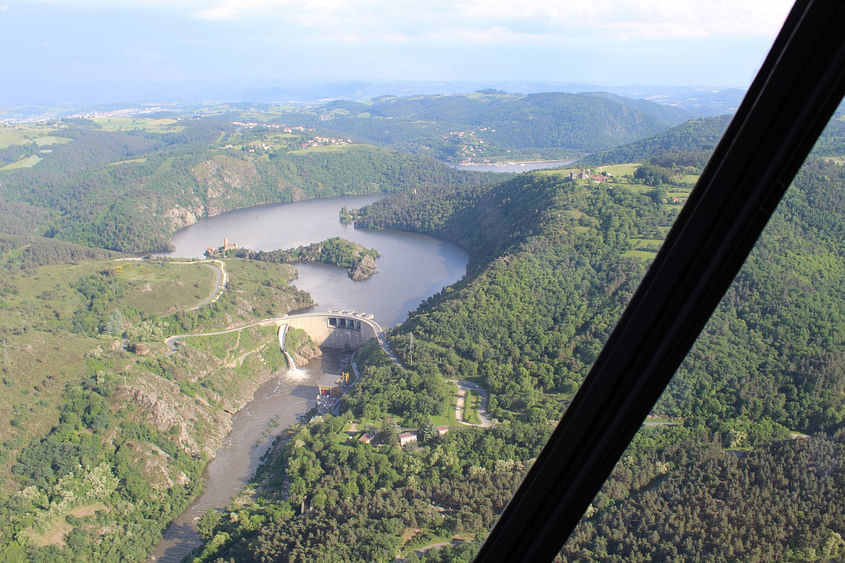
[115,377,231,457]
[289,342,322,367]
[350,254,378,280]
[163,205,201,230]
[192,156,261,217]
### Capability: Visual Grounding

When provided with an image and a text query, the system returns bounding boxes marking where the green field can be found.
[463,390,482,425]
[91,117,185,133]
[0,126,71,148]
[110,261,217,315]
[287,143,358,155]
[0,155,42,170]
[108,157,148,167]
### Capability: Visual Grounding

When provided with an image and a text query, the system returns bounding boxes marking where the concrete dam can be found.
[278,311,383,355]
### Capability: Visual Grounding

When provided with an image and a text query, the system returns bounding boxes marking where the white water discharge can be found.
[278,323,305,378]
[283,350,306,379]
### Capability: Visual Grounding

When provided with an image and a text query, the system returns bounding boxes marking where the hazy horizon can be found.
[1,0,793,108]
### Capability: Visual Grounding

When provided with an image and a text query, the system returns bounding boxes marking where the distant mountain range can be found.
[268,91,693,161]
[1,81,744,121]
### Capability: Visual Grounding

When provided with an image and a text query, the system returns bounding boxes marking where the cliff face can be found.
[192,156,262,217]
[285,327,323,367]
[350,254,378,280]
[290,342,322,367]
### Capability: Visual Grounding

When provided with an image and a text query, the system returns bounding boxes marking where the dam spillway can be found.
[279,311,382,353]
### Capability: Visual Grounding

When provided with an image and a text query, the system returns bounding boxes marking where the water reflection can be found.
[164,195,468,327]
[153,195,468,560]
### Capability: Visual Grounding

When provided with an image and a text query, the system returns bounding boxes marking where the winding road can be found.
[173,259,227,311]
[163,276,495,430]
[452,379,493,428]
[166,318,279,354]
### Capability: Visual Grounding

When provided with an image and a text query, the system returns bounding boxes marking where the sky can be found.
[0,0,795,106]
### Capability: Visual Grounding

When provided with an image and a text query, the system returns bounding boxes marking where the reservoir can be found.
[164,194,468,327]
[152,195,468,561]
[448,159,577,173]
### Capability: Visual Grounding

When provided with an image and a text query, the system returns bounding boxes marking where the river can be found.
[151,194,468,561]
[448,158,577,173]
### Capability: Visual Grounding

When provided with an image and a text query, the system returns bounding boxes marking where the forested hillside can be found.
[578,115,731,166]
[2,101,842,561]
[192,154,844,560]
[581,112,845,166]
[362,159,843,435]
[0,256,315,561]
[269,91,691,161]
[0,119,487,253]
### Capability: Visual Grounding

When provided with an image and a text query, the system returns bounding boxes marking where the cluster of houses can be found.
[300,136,353,149]
[243,143,273,153]
[70,106,165,120]
[228,121,354,152]
[230,121,314,135]
[570,169,610,182]
[441,130,487,159]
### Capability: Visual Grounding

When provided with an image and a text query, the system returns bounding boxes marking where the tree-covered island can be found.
[210,237,381,280]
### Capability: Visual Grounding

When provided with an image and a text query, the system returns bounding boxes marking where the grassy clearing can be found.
[25,502,109,547]
[624,249,660,261]
[463,391,482,425]
[623,183,654,194]
[667,189,691,197]
[92,117,184,134]
[532,168,569,179]
[34,136,72,147]
[107,157,148,167]
[679,173,700,185]
[112,261,216,315]
[630,237,664,253]
[600,162,640,176]
[0,155,43,170]
[287,144,357,155]
[0,125,65,148]
[429,411,458,427]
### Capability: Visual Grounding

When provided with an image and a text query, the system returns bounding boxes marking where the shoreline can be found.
[457,158,578,166]
[447,158,578,173]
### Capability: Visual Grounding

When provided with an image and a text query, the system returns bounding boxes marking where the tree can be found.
[377,418,399,446]
[419,417,438,444]
[197,509,222,540]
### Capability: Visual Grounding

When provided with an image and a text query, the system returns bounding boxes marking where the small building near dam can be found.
[317,373,342,397]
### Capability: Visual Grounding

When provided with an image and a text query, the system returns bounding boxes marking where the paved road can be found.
[166,318,280,354]
[411,539,466,556]
[451,380,493,427]
[184,260,227,311]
